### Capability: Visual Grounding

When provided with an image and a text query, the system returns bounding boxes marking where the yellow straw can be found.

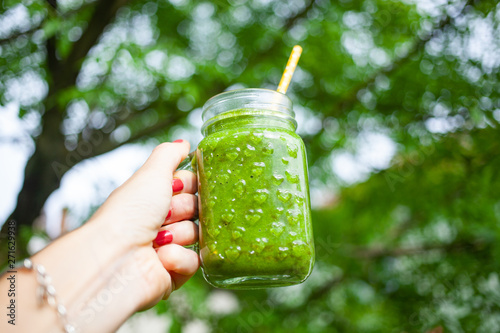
[277,45,302,94]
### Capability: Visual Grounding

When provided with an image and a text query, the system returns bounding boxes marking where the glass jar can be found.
[196,88,315,289]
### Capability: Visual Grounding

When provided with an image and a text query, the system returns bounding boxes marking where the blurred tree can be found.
[1,0,499,331]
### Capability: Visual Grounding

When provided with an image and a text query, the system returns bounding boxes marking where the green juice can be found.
[196,110,315,288]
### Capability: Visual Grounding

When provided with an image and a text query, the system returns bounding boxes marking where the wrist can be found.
[30,221,146,332]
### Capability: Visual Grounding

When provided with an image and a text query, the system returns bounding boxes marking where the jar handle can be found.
[176,151,196,172]
[175,151,199,253]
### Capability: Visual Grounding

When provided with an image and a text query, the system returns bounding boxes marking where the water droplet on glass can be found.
[271,222,285,236]
[226,151,239,161]
[244,144,256,157]
[225,247,241,261]
[222,213,234,222]
[278,247,289,259]
[207,226,220,237]
[253,238,268,253]
[250,132,263,144]
[287,143,298,158]
[254,190,269,204]
[272,174,284,185]
[207,138,219,150]
[286,209,300,224]
[217,174,229,183]
[252,168,263,177]
[234,183,244,196]
[262,143,274,155]
[278,189,292,202]
[285,171,299,184]
[292,240,307,257]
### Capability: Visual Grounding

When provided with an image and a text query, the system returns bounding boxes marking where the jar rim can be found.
[202,88,294,122]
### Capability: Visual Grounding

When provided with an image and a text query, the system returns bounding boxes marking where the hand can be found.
[88,140,200,309]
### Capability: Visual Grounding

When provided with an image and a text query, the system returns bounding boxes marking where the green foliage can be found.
[1,0,500,331]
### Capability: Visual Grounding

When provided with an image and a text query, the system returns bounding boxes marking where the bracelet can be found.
[23,259,76,333]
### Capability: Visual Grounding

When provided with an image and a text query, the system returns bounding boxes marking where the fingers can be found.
[168,271,196,292]
[156,244,199,283]
[163,193,198,225]
[172,170,197,194]
[154,220,198,247]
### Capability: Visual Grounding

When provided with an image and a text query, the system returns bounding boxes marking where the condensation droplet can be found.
[217,174,229,183]
[226,151,239,161]
[292,240,307,257]
[233,183,244,196]
[295,193,305,204]
[254,190,269,204]
[253,238,268,253]
[262,143,274,155]
[271,222,285,236]
[278,246,289,259]
[250,132,263,144]
[285,171,299,184]
[207,138,219,150]
[286,209,300,224]
[222,213,234,222]
[287,143,298,158]
[252,168,263,177]
[278,189,292,202]
[244,144,256,157]
[272,174,284,185]
[207,227,220,237]
[225,247,241,261]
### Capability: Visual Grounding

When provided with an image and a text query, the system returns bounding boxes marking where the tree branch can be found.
[329,0,474,118]
[0,25,42,46]
[283,0,317,30]
[92,106,185,157]
[0,1,97,46]
[243,0,318,72]
[64,0,129,85]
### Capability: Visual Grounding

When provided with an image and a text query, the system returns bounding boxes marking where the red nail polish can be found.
[163,209,172,224]
[172,178,184,192]
[173,139,183,143]
[154,230,173,246]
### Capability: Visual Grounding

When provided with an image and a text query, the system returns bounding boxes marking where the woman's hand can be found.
[2,140,201,333]
[89,140,200,309]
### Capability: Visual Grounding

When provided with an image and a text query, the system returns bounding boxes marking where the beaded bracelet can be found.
[23,259,76,333]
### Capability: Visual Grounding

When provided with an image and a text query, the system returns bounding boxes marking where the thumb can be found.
[136,141,191,181]
[101,140,190,217]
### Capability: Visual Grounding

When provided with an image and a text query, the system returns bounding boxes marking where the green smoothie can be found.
[196,109,315,288]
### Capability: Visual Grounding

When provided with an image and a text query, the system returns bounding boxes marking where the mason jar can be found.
[196,88,315,289]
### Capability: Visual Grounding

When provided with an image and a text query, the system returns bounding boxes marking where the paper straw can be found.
[277,45,303,94]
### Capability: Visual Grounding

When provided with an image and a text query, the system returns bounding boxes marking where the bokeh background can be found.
[1,0,500,332]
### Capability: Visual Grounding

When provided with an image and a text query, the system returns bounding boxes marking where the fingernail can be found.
[172,178,184,192]
[173,139,183,143]
[154,230,173,246]
[163,209,172,225]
